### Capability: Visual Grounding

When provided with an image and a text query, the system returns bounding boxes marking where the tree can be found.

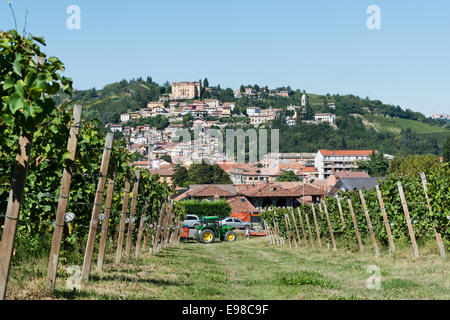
[356,151,389,177]
[443,135,450,163]
[304,105,315,120]
[182,199,231,218]
[276,170,300,182]
[172,165,188,186]
[161,154,172,163]
[388,154,441,176]
[203,78,209,88]
[185,162,232,185]
[212,164,232,184]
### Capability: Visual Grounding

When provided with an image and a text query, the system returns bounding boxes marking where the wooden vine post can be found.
[322,200,337,250]
[420,173,445,259]
[274,221,283,245]
[274,222,280,245]
[287,214,297,247]
[125,171,140,258]
[284,214,292,248]
[81,133,114,283]
[290,210,302,246]
[96,177,115,271]
[296,208,308,246]
[359,190,380,258]
[0,132,34,300]
[142,209,152,252]
[347,197,364,252]
[265,221,273,245]
[115,180,131,264]
[152,204,166,254]
[158,207,170,252]
[375,185,395,252]
[134,202,147,259]
[311,204,322,247]
[336,196,349,250]
[303,209,315,248]
[45,105,82,291]
[163,208,174,248]
[397,182,420,258]
[336,197,346,230]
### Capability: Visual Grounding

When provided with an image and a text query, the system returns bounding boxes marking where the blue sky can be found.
[1,0,449,115]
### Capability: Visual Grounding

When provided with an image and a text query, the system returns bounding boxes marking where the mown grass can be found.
[5,236,450,300]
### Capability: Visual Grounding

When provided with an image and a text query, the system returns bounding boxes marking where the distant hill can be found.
[55,77,167,124]
[56,76,450,156]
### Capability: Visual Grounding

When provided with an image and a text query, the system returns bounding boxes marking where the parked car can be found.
[220,217,252,230]
[183,214,201,228]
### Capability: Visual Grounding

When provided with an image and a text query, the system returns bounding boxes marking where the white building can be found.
[120,113,130,123]
[286,118,296,126]
[246,107,261,116]
[249,109,281,127]
[130,135,148,145]
[314,150,374,180]
[314,113,336,125]
[108,124,123,132]
[301,93,308,107]
[204,99,220,109]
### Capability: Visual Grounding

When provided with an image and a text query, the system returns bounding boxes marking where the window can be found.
[226,218,233,222]
[233,219,242,223]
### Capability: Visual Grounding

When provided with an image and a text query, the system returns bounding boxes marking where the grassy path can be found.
[7,236,450,300]
[44,237,448,300]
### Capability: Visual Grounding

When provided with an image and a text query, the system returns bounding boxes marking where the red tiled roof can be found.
[188,185,236,198]
[240,182,325,197]
[334,171,370,179]
[319,150,375,157]
[227,196,258,214]
[149,166,175,177]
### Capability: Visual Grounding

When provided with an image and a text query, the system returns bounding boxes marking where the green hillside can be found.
[362,114,450,147]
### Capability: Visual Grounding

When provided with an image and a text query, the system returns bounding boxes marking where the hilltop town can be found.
[98,80,442,221]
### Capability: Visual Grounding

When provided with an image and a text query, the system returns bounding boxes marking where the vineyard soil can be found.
[6,237,449,300]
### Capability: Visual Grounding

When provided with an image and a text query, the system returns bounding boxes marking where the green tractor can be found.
[195,216,237,244]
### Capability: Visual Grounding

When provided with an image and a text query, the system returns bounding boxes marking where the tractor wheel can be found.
[224,231,237,242]
[199,229,215,244]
